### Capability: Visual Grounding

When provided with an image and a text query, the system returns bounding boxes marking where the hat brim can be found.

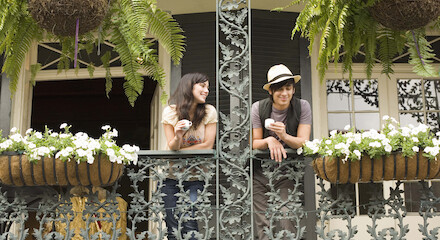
[263,75,301,91]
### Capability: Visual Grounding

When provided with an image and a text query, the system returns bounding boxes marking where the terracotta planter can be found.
[370,0,440,30]
[0,153,123,186]
[312,151,440,183]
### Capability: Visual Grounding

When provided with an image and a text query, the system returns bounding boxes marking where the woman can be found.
[161,72,217,240]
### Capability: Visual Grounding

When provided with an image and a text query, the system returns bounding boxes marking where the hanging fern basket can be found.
[312,151,440,184]
[28,0,109,36]
[370,0,440,31]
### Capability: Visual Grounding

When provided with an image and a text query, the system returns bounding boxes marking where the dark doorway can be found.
[31,77,156,149]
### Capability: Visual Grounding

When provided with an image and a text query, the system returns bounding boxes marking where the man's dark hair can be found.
[269,79,295,101]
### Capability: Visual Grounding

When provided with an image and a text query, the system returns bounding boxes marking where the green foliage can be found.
[29,63,41,85]
[282,0,439,82]
[0,0,185,105]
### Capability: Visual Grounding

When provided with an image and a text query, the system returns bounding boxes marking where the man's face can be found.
[269,83,295,107]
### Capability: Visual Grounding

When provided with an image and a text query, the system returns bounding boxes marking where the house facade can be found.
[1,0,440,239]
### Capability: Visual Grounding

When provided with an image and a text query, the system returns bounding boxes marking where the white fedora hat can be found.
[263,64,301,91]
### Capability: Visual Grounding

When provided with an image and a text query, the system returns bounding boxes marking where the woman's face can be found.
[192,81,209,104]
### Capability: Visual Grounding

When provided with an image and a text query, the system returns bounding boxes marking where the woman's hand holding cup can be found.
[175,119,192,136]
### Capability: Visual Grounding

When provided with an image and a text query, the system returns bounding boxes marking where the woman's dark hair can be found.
[169,72,209,129]
[269,79,295,101]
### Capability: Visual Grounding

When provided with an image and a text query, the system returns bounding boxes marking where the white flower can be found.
[106,148,116,157]
[105,141,114,147]
[59,134,69,138]
[412,137,419,142]
[326,150,333,156]
[385,145,392,152]
[325,140,332,145]
[330,130,337,137]
[25,128,33,135]
[383,115,390,120]
[369,141,381,148]
[353,150,361,159]
[28,143,36,149]
[101,125,111,130]
[60,123,68,129]
[297,148,303,155]
[76,149,87,157]
[0,140,12,149]
[388,130,399,136]
[425,146,440,156]
[10,127,17,133]
[412,146,419,152]
[344,125,351,131]
[36,147,50,156]
[401,127,411,137]
[51,133,59,137]
[10,134,23,142]
[35,132,43,139]
[110,129,118,137]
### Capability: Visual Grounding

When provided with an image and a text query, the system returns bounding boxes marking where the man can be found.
[251,64,312,239]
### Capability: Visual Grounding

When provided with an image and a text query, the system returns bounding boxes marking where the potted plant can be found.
[275,0,440,82]
[0,0,185,106]
[297,116,440,183]
[0,124,139,186]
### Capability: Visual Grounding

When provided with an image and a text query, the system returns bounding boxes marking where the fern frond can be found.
[406,30,437,77]
[30,63,41,86]
[2,15,41,93]
[131,0,185,64]
[377,28,396,78]
[272,0,303,12]
[362,17,378,79]
[110,23,143,106]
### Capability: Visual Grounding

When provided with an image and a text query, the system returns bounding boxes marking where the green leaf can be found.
[29,63,41,86]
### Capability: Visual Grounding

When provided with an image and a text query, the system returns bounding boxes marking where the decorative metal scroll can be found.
[217,0,252,239]
[316,180,412,240]
[126,156,215,240]
[258,157,306,239]
[418,181,440,240]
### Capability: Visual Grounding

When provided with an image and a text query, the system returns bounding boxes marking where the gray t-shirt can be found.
[251,99,312,143]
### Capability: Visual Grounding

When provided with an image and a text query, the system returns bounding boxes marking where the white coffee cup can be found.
[181,119,192,130]
[264,118,275,130]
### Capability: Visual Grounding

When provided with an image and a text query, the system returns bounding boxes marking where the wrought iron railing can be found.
[1,150,440,239]
[0,150,309,240]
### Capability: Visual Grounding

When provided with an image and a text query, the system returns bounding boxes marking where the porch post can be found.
[216,0,253,238]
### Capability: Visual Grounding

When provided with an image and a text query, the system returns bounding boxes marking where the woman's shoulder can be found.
[164,105,177,113]
[205,104,216,112]
[162,105,178,125]
[203,104,218,123]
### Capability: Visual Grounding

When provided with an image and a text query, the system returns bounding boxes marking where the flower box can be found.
[0,153,123,186]
[0,124,139,187]
[298,116,440,184]
[312,151,440,184]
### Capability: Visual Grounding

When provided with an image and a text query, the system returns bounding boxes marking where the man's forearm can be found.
[279,134,307,149]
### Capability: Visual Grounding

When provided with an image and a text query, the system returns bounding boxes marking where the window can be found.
[397,78,440,132]
[327,79,380,131]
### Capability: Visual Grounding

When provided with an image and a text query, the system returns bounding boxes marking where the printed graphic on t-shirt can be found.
[183,135,202,146]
